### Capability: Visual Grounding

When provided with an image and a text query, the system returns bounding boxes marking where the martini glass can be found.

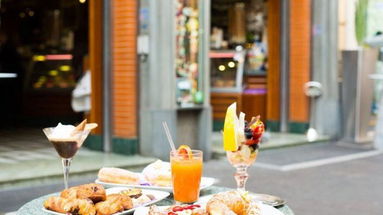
[43,127,91,189]
[226,145,258,191]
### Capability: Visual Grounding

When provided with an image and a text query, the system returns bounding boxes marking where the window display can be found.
[27,54,76,90]
[210,0,268,125]
[175,0,203,107]
[210,49,246,93]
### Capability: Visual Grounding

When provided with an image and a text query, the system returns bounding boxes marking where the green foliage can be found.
[355,0,369,46]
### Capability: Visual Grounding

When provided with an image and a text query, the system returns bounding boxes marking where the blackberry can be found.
[250,143,259,151]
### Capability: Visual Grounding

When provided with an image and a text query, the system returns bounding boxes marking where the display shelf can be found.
[209,50,236,58]
[177,104,204,111]
[25,53,76,91]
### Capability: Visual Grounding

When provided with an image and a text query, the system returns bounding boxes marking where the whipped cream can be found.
[50,123,76,139]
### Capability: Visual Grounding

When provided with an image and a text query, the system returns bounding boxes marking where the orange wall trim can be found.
[112,0,138,138]
[89,0,103,134]
[266,0,281,121]
[289,0,311,122]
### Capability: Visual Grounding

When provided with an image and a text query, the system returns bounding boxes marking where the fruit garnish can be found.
[245,139,256,146]
[244,127,253,139]
[170,205,200,213]
[177,145,192,159]
[250,116,264,143]
[238,112,246,143]
[239,145,251,159]
[223,102,239,151]
[249,143,259,151]
[172,206,184,212]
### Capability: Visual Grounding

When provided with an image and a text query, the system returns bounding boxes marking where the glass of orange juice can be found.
[170,149,203,203]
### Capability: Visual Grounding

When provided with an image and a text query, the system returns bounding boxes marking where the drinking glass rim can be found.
[170,149,203,157]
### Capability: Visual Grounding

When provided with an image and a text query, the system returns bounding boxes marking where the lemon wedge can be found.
[223,102,239,151]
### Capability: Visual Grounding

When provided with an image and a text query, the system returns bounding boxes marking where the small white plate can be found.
[95,177,216,192]
[42,187,170,215]
[196,195,284,215]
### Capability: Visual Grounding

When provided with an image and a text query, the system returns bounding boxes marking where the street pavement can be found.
[1,143,383,215]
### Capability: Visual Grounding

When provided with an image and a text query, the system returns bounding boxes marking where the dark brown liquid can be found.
[51,141,79,158]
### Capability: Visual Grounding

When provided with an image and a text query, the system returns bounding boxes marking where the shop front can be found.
[208,0,313,134]
[86,0,212,158]
[137,0,212,160]
[0,0,88,127]
[86,0,316,157]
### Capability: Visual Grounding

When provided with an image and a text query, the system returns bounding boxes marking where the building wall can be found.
[289,0,311,131]
[112,0,138,138]
[89,0,103,135]
[266,0,281,128]
[338,0,358,50]
[86,0,138,154]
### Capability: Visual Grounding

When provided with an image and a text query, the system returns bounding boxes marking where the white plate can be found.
[95,177,216,192]
[133,203,284,215]
[195,195,284,215]
[42,187,170,215]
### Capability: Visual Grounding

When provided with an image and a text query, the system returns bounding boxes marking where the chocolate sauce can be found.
[50,140,79,158]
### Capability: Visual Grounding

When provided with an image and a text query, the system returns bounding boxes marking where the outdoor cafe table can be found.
[17,186,294,215]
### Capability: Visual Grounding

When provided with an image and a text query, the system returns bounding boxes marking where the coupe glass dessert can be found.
[223,102,264,191]
[43,120,97,189]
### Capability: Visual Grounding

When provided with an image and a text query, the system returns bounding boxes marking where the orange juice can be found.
[170,150,203,203]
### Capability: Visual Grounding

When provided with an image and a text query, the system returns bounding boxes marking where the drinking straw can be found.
[162,121,176,152]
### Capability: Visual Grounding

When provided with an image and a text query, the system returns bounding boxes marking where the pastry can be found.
[142,160,172,186]
[206,191,260,215]
[44,196,96,215]
[131,194,152,207]
[98,167,142,185]
[60,183,106,203]
[95,194,133,215]
[121,188,143,198]
[44,196,70,213]
[69,198,97,215]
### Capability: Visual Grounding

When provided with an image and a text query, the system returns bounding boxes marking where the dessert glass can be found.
[226,144,258,191]
[43,127,91,189]
[170,150,203,203]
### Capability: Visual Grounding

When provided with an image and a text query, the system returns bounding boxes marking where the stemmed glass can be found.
[43,128,91,189]
[226,145,258,191]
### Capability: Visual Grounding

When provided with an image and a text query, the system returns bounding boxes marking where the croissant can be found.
[44,196,96,215]
[60,183,106,203]
[69,198,97,215]
[206,191,260,215]
[95,194,133,215]
[44,196,70,213]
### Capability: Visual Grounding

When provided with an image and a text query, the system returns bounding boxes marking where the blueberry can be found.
[245,131,253,139]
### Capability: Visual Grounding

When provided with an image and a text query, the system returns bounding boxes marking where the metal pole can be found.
[280,0,290,132]
[102,0,112,152]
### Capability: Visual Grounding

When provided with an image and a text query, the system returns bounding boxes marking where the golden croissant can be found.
[95,194,133,215]
[60,183,106,203]
[44,196,96,215]
[206,191,260,215]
